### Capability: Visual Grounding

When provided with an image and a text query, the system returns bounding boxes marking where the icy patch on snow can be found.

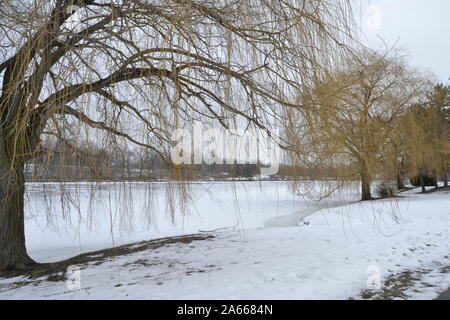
[264,207,319,228]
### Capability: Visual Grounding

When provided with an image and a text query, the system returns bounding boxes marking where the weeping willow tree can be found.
[400,85,450,192]
[0,0,355,270]
[285,49,430,201]
[427,84,450,187]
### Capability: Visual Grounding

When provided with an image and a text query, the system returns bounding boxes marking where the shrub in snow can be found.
[410,175,437,187]
[376,182,397,199]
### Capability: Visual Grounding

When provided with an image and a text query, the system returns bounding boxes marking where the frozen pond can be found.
[24,180,358,262]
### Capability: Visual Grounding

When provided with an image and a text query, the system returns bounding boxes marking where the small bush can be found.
[410,175,437,187]
[376,182,397,199]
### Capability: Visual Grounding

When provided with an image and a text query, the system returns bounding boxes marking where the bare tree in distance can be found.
[0,0,355,270]
[285,48,431,201]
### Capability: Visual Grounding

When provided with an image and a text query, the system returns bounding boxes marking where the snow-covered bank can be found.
[1,183,449,300]
[24,181,356,262]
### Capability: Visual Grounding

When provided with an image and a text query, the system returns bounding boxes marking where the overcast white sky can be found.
[359,0,450,83]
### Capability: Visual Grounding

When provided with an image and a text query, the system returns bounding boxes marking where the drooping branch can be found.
[54,104,171,164]
[2,0,355,165]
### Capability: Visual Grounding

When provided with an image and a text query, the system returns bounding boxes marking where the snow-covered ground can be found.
[24,181,349,262]
[0,181,449,300]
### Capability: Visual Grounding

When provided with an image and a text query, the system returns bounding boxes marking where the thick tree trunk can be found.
[361,161,372,201]
[434,170,439,189]
[0,160,35,271]
[419,172,426,193]
[396,173,405,190]
[444,170,449,188]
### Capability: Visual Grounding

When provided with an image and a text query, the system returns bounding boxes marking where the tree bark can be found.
[444,170,449,188]
[434,170,439,189]
[396,173,405,190]
[361,161,372,201]
[419,171,426,193]
[0,156,35,271]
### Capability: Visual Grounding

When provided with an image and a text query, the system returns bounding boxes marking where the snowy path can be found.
[0,185,449,300]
